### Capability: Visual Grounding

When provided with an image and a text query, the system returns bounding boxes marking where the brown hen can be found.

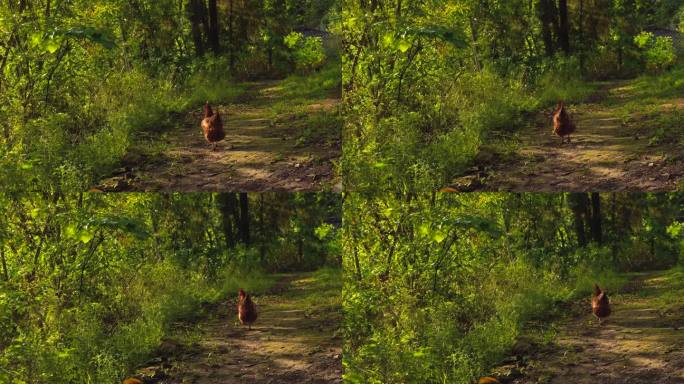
[122,377,144,384]
[201,101,226,151]
[553,101,576,144]
[238,288,257,330]
[479,377,501,384]
[592,284,611,326]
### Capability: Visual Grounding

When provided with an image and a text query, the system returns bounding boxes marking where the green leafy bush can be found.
[284,32,327,73]
[634,32,677,72]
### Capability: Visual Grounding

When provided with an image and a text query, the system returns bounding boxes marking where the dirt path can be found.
[136,272,342,384]
[497,271,684,384]
[458,81,683,192]
[99,81,340,192]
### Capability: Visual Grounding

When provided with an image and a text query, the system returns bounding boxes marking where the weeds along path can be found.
[98,81,340,192]
[498,271,684,384]
[138,272,342,384]
[460,80,683,192]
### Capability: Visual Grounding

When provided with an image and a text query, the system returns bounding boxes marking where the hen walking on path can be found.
[494,271,684,384]
[456,80,684,192]
[97,80,341,192]
[132,272,342,384]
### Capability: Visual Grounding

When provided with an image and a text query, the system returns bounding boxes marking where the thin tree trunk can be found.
[188,0,205,57]
[238,193,250,245]
[568,193,589,247]
[558,0,571,53]
[590,193,602,244]
[217,193,238,248]
[578,0,585,71]
[207,0,220,53]
[0,246,9,281]
[228,0,235,70]
[538,0,557,56]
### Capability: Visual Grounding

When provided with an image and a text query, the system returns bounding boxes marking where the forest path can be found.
[98,80,340,192]
[459,80,683,192]
[500,270,684,384]
[138,272,342,384]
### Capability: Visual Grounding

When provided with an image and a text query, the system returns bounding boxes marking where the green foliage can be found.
[343,0,680,192]
[0,0,339,191]
[184,57,249,108]
[344,192,682,383]
[285,32,327,73]
[0,192,340,383]
[634,32,677,72]
[537,58,597,105]
[278,61,341,101]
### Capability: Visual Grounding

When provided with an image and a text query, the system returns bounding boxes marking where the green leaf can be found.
[398,39,412,53]
[419,223,430,236]
[65,224,77,238]
[30,33,42,47]
[432,230,447,243]
[405,25,467,48]
[381,32,395,49]
[45,39,61,53]
[79,231,94,244]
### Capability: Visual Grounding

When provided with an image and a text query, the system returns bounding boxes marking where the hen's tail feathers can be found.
[479,378,501,384]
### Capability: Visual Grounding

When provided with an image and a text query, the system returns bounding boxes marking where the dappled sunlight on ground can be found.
[96,80,340,192]
[501,271,684,384]
[136,272,342,384]
[458,80,683,192]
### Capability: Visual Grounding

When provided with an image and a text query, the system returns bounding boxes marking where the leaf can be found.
[45,39,61,53]
[419,223,430,236]
[85,216,149,239]
[447,215,502,237]
[397,39,412,53]
[30,33,42,47]
[404,25,467,49]
[65,224,77,238]
[432,230,447,243]
[78,231,94,244]
[382,32,395,48]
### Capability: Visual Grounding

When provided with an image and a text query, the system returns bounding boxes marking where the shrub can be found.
[284,32,327,73]
[634,32,677,72]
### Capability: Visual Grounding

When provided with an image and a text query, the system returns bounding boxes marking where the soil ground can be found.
[132,272,342,384]
[492,271,684,384]
[451,80,684,192]
[97,81,341,192]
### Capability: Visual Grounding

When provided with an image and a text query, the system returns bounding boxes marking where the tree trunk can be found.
[610,193,617,262]
[238,193,250,245]
[207,0,220,54]
[217,193,238,248]
[258,194,266,263]
[568,193,589,247]
[0,246,8,281]
[578,0,585,72]
[188,0,205,57]
[590,193,602,244]
[228,0,235,70]
[538,0,558,56]
[558,0,571,54]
